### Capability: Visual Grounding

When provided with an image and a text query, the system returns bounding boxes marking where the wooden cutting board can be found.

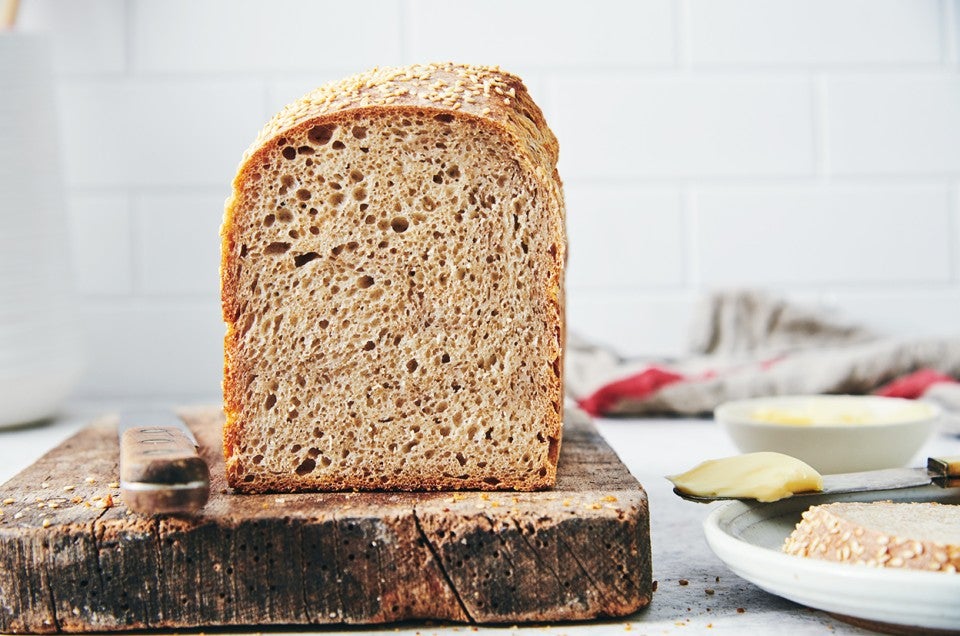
[0,407,651,633]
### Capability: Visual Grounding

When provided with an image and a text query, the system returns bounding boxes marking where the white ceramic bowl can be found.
[715,395,941,474]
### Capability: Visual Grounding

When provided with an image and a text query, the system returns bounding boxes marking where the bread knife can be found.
[119,410,210,515]
[674,456,960,503]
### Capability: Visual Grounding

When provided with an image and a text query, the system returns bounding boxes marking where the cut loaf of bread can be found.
[221,63,565,493]
[783,501,960,572]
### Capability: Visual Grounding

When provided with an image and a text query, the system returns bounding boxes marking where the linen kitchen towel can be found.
[568,291,960,417]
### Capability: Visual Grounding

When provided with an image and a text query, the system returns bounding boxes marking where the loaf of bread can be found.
[221,63,565,493]
[783,501,960,573]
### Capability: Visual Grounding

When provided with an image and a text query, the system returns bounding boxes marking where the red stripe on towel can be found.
[874,368,958,399]
[578,366,686,416]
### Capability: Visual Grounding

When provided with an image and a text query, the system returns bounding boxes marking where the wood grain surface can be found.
[0,407,652,633]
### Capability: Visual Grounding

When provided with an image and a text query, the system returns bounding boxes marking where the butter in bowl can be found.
[714,395,941,474]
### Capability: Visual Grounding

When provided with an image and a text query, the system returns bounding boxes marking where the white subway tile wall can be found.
[16,0,960,397]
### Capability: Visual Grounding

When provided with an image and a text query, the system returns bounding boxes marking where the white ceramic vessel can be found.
[715,395,940,474]
[0,33,82,428]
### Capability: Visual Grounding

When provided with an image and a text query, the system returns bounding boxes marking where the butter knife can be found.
[674,456,960,503]
[118,410,210,515]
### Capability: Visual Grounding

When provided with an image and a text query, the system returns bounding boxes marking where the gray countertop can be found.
[3,401,958,635]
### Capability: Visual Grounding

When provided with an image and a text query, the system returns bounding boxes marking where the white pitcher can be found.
[0,32,82,427]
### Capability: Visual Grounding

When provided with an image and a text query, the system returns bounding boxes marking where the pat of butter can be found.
[667,452,823,502]
[750,399,934,427]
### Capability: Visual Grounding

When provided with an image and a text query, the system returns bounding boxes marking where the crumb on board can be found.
[679,579,689,586]
[652,580,658,591]
[737,607,746,614]
[705,588,715,595]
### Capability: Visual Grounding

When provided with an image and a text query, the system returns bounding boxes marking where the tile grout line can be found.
[951,183,960,282]
[942,0,957,65]
[674,0,692,72]
[681,186,700,291]
[122,0,134,76]
[812,74,830,182]
[398,0,410,65]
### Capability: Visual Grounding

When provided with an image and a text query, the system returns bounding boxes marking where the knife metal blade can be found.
[118,410,210,515]
[673,456,960,503]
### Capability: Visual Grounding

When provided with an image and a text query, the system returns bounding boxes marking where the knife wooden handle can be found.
[928,456,960,477]
[120,426,210,514]
[928,456,960,489]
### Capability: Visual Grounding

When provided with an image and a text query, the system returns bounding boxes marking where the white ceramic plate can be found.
[704,486,960,632]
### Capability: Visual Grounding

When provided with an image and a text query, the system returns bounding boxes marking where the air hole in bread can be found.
[406,359,418,372]
[434,113,454,123]
[307,124,335,145]
[357,275,374,288]
[391,217,409,233]
[282,147,296,160]
[352,126,367,139]
[332,140,346,150]
[547,436,560,465]
[294,252,320,267]
[295,458,316,475]
[296,189,311,201]
[264,242,291,255]
[263,214,275,227]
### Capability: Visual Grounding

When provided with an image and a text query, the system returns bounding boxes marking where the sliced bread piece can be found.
[783,501,960,573]
[221,63,565,493]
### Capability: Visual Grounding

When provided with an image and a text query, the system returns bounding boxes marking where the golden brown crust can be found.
[221,63,564,492]
[241,63,559,180]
